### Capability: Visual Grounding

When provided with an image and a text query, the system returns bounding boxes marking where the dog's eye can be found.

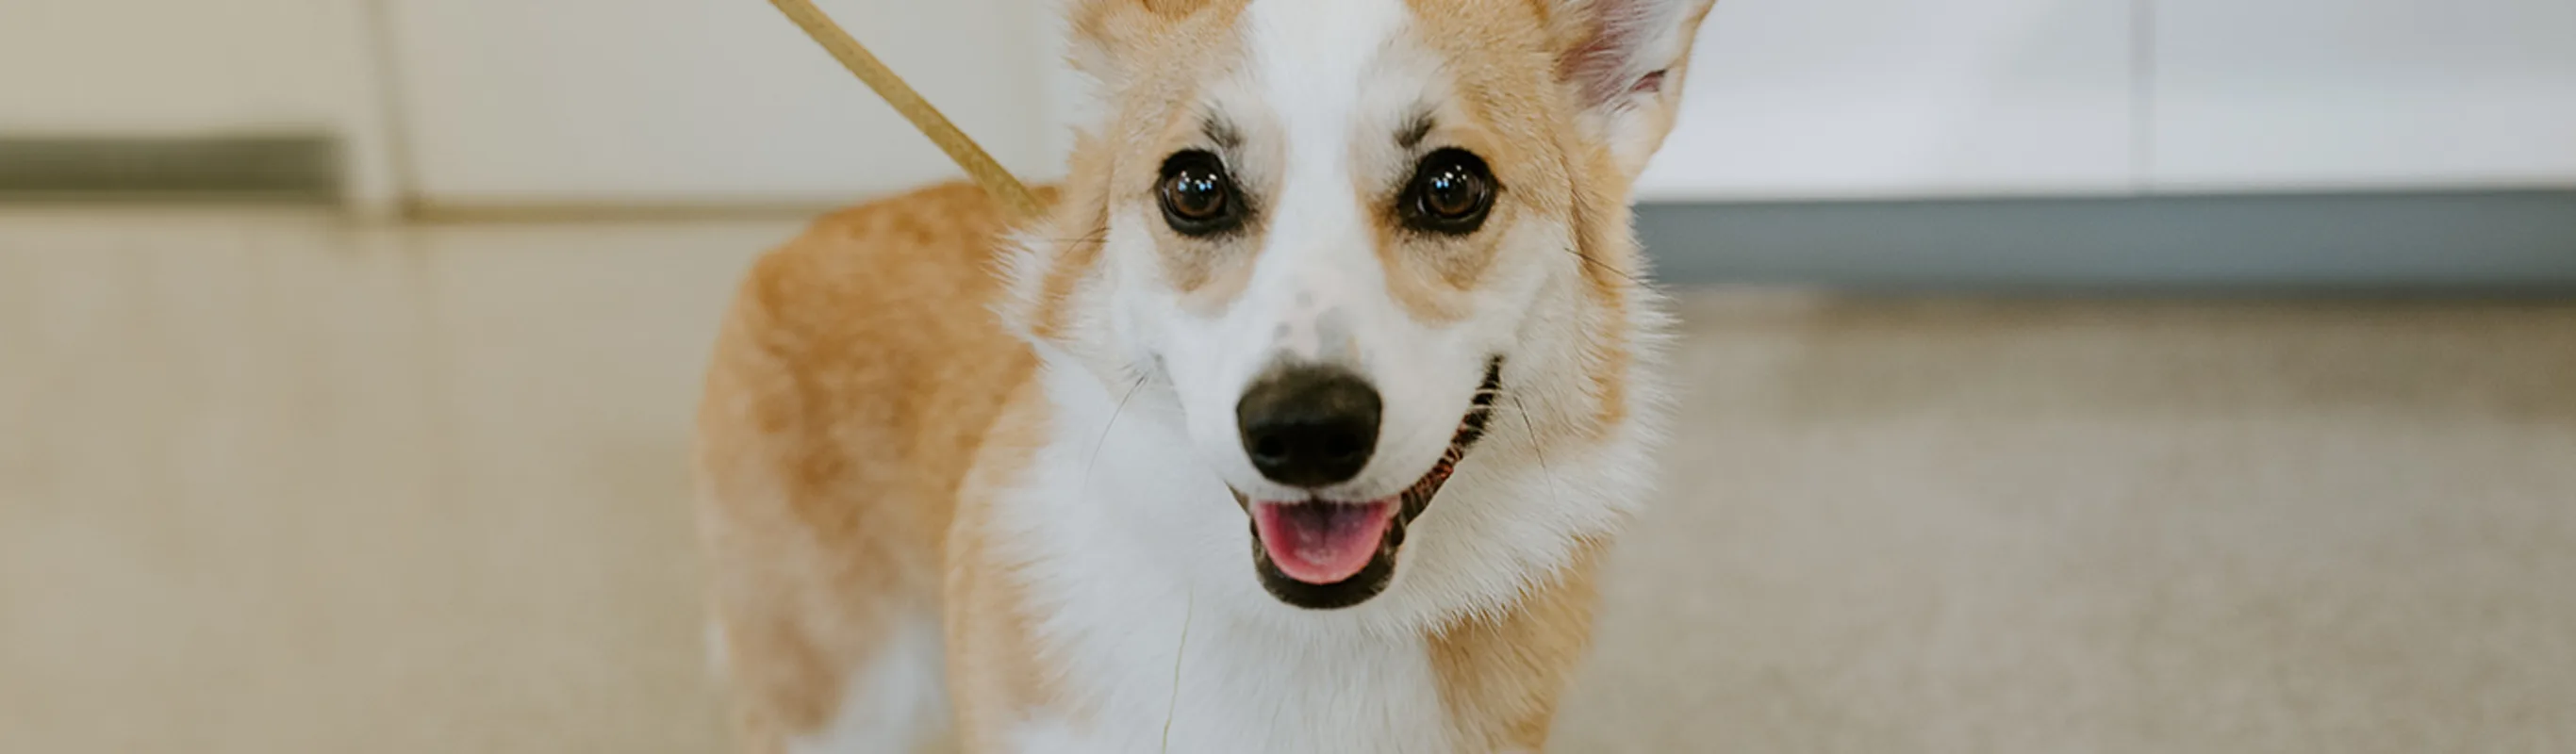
[1157,151,1242,236]
[1401,148,1495,235]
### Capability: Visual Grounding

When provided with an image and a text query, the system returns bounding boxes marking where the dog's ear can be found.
[1553,0,1718,181]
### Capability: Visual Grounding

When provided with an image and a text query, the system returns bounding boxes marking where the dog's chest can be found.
[983,363,1474,751]
[1014,601,1456,754]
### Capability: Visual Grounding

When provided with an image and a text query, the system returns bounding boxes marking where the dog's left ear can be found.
[1554,0,1718,181]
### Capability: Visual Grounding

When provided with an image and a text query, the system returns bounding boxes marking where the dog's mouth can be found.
[1234,358,1500,610]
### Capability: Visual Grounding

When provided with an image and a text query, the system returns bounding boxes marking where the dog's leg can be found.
[707,589,949,754]
[780,614,949,754]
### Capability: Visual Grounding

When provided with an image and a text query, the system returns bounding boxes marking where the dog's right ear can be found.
[1551,0,1719,182]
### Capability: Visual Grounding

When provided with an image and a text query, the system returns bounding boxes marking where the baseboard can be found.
[1637,190,2576,293]
[0,134,340,203]
[402,199,847,223]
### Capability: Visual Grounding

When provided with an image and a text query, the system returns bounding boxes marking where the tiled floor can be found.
[4,208,2572,752]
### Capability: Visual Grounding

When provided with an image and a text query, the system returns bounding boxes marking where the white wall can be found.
[0,0,400,212]
[384,0,1060,206]
[1635,0,2138,202]
[2151,0,2576,191]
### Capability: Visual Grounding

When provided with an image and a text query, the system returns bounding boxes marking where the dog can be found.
[695,0,1715,750]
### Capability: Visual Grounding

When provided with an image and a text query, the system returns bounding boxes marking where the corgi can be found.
[695,0,1715,750]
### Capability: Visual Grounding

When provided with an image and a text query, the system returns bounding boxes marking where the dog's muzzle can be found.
[1232,357,1502,610]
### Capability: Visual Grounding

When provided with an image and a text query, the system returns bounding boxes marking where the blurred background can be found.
[3,0,2572,751]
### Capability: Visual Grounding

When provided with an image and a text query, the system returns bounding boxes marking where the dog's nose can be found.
[1235,366,1381,488]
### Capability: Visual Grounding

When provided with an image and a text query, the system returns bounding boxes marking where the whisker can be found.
[1563,244,1652,288]
[1160,587,1194,753]
[1026,225,1110,248]
[1036,235,1107,248]
[1511,394,1568,504]
[1081,371,1150,502]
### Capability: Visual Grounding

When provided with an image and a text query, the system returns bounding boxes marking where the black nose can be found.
[1236,366,1381,488]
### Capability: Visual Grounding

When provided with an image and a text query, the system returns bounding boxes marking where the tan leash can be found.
[767,0,1044,221]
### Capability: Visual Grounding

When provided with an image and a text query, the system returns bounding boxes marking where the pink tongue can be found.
[1252,500,1395,584]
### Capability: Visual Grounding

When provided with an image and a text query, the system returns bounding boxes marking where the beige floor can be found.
[3,207,2572,753]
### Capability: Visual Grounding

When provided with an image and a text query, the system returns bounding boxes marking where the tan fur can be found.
[1068,0,1257,312]
[943,381,1070,751]
[1428,538,1610,750]
[698,1,1713,750]
[1405,0,1683,437]
[1379,0,1574,324]
[695,182,1039,750]
[1029,3,1249,340]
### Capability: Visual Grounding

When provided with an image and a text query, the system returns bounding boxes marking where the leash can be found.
[767,0,1045,221]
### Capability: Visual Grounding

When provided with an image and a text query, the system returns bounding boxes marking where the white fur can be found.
[790,614,948,754]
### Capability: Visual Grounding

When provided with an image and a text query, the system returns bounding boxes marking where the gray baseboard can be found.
[0,135,340,203]
[1638,191,2576,293]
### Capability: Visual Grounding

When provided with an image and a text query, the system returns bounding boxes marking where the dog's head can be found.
[1011,0,1712,613]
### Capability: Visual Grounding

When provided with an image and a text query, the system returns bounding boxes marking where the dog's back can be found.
[694,182,1032,752]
